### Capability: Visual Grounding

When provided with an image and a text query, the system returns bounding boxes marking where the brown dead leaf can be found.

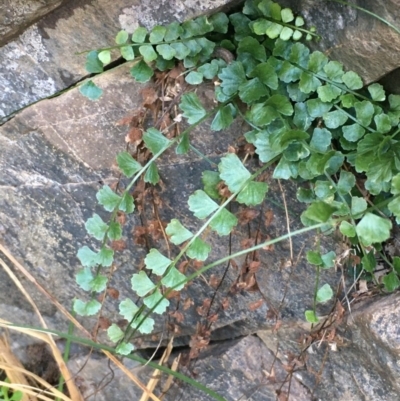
[125,127,143,144]
[140,86,158,106]
[209,274,221,289]
[248,299,264,311]
[196,299,211,316]
[221,297,230,310]
[183,297,194,310]
[264,209,274,227]
[169,310,184,323]
[107,287,120,299]
[238,208,259,225]
[98,316,111,330]
[110,239,127,251]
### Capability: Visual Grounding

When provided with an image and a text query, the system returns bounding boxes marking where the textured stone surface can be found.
[280,0,400,84]
[0,63,341,348]
[0,0,64,46]
[0,0,234,123]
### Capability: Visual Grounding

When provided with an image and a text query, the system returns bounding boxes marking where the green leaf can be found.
[308,51,328,73]
[297,187,315,203]
[176,132,190,155]
[302,201,336,223]
[237,181,268,206]
[185,71,203,85]
[281,8,294,22]
[249,104,279,126]
[161,267,186,290]
[341,94,357,108]
[155,44,176,60]
[356,213,392,246]
[144,162,160,184]
[77,246,98,268]
[393,256,400,275]
[202,170,221,200]
[143,128,171,154]
[314,180,335,199]
[265,23,283,39]
[96,186,121,212]
[164,21,183,41]
[388,197,400,219]
[307,250,323,265]
[219,153,251,192]
[218,61,247,96]
[310,128,331,152]
[306,151,335,175]
[316,284,333,303]
[248,62,278,90]
[119,298,139,321]
[131,271,156,297]
[73,299,101,316]
[354,101,374,126]
[265,94,293,116]
[295,16,305,27]
[186,237,211,261]
[299,71,321,94]
[323,109,348,129]
[317,84,342,103]
[180,93,207,124]
[166,219,193,245]
[107,324,124,342]
[323,61,344,82]
[188,190,218,219]
[149,25,166,43]
[362,251,376,273]
[76,268,94,291]
[143,290,170,314]
[276,22,292,37]
[130,60,154,83]
[90,274,108,292]
[238,78,268,103]
[342,71,363,90]
[120,192,134,213]
[306,98,332,118]
[139,45,158,62]
[96,246,114,267]
[116,342,134,355]
[292,30,302,40]
[117,152,142,178]
[211,104,235,131]
[132,27,147,43]
[131,315,155,334]
[79,80,103,101]
[85,51,103,73]
[339,221,356,237]
[342,124,365,142]
[209,208,238,236]
[368,83,385,101]
[98,50,111,64]
[351,196,367,216]
[85,214,108,240]
[108,221,122,240]
[321,251,336,268]
[237,36,266,62]
[305,310,319,323]
[374,114,392,133]
[209,12,229,33]
[278,60,301,83]
[293,102,313,131]
[383,272,400,292]
[170,43,190,60]
[116,30,129,44]
[120,46,135,61]
[337,170,355,194]
[198,61,219,80]
[144,249,171,276]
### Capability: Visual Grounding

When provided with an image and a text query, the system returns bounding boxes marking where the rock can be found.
[0,0,64,46]
[0,62,341,350]
[0,0,234,123]
[257,293,400,400]
[280,0,400,84]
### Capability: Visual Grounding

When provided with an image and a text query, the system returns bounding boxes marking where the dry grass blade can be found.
[139,337,175,401]
[0,336,32,401]
[159,354,180,400]
[0,252,83,401]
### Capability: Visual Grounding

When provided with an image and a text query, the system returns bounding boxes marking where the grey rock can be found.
[0,0,64,46]
[0,0,234,122]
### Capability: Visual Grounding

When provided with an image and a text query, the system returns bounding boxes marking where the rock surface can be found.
[280,0,400,84]
[0,0,64,46]
[2,1,400,401]
[0,0,235,123]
